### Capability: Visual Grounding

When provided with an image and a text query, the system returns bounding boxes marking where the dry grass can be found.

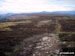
[0,20,32,31]
[0,22,17,28]
[0,20,32,27]
[36,20,51,27]
[15,20,32,24]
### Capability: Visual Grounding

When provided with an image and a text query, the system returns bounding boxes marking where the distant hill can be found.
[55,11,75,14]
[0,13,14,22]
[30,11,75,16]
[21,11,75,17]
[0,11,75,22]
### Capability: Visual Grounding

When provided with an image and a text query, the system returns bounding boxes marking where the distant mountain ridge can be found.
[24,11,75,17]
[0,11,75,22]
[55,11,75,14]
[36,11,75,15]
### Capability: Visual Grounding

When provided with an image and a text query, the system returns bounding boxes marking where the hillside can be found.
[0,15,75,56]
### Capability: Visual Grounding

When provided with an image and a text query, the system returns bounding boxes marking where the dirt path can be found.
[11,33,60,56]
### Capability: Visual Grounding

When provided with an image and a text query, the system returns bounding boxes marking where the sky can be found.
[0,0,75,13]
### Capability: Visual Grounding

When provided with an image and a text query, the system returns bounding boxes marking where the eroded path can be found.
[11,33,60,56]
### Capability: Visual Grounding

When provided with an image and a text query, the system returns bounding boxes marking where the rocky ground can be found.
[10,33,60,56]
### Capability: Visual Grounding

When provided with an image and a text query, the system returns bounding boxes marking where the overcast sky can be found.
[0,0,75,13]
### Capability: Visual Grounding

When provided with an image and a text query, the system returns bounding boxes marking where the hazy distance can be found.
[0,0,75,14]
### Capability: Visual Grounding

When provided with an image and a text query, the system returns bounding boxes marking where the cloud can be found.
[0,0,74,13]
[0,0,46,12]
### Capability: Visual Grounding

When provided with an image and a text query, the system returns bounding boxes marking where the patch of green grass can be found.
[0,22,17,28]
[0,27,13,31]
[57,32,75,34]
[56,23,61,33]
[63,17,74,19]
